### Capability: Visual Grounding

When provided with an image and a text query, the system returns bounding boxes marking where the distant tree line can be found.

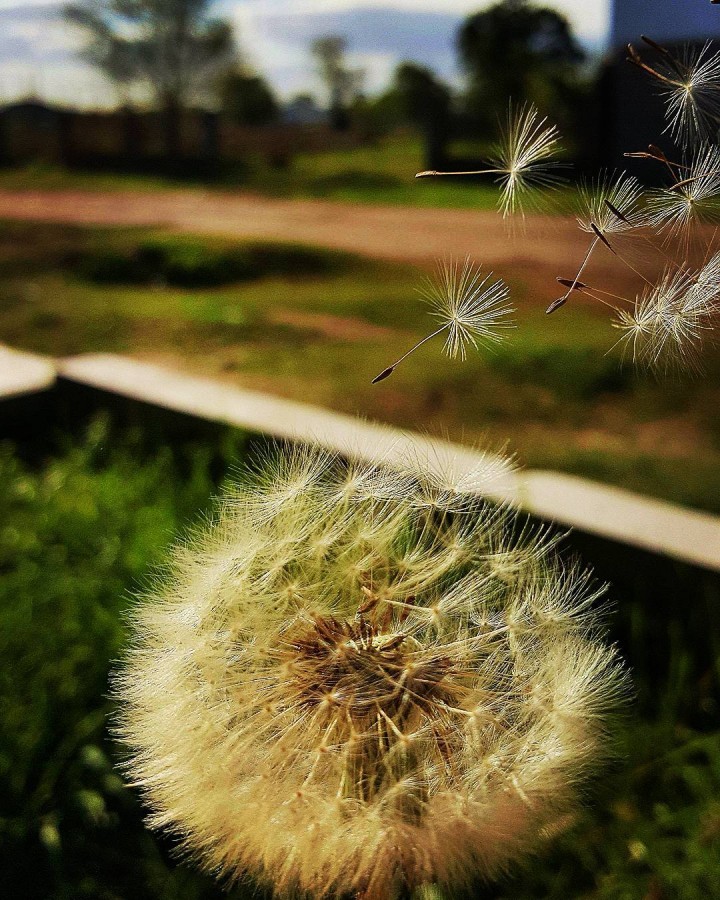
[63,0,593,167]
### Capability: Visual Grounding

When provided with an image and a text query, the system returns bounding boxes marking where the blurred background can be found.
[2,1,720,898]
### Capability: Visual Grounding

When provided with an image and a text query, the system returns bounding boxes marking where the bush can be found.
[76,236,340,288]
[0,418,258,900]
[488,341,631,401]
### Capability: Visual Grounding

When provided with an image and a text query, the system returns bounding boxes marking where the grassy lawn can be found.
[1,219,719,514]
[0,134,576,211]
[1,421,719,899]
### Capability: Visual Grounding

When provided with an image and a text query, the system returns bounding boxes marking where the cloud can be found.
[259,7,459,57]
[248,6,460,93]
[0,0,611,107]
[238,0,609,44]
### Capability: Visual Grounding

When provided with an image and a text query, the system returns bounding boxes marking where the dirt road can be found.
[0,187,603,277]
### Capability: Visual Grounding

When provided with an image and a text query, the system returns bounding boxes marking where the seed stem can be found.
[372,326,448,383]
[547,236,599,313]
[416,169,496,178]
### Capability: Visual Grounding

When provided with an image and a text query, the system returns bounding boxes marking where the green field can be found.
[1,219,719,514]
[0,134,577,211]
[1,421,719,899]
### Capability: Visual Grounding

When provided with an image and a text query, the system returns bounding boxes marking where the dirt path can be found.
[0,187,597,274]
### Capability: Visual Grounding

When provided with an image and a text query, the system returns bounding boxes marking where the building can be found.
[602,0,720,175]
[611,0,720,48]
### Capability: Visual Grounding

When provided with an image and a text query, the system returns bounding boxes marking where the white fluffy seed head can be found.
[646,143,720,237]
[114,445,628,900]
[612,264,717,372]
[487,103,564,217]
[659,42,720,145]
[420,257,515,360]
[576,172,646,237]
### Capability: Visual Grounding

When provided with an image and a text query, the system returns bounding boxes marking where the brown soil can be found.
[267,309,397,342]
[0,188,647,310]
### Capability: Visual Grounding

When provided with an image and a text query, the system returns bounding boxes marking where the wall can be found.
[611,0,720,48]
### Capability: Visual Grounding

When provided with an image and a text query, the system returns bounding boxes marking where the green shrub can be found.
[0,418,258,900]
[76,236,341,288]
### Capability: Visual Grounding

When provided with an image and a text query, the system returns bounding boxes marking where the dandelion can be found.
[488,103,565,217]
[114,444,627,900]
[611,266,715,372]
[628,37,720,144]
[372,258,514,383]
[416,104,563,218]
[687,250,720,314]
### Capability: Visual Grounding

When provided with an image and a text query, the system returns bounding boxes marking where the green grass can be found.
[1,219,720,514]
[0,135,578,211]
[1,422,719,899]
[0,419,262,899]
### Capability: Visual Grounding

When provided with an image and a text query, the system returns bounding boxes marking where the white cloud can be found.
[1,0,612,107]
[228,1,609,101]
[0,0,61,7]
[235,0,610,43]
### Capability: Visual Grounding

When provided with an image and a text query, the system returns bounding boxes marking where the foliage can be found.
[76,235,340,287]
[219,70,280,126]
[458,0,586,135]
[312,35,365,131]
[0,419,258,899]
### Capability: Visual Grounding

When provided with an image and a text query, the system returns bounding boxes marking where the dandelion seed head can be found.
[686,250,720,316]
[659,42,720,144]
[487,104,564,217]
[576,172,645,236]
[612,266,713,372]
[646,143,720,235]
[114,444,627,900]
[420,258,514,360]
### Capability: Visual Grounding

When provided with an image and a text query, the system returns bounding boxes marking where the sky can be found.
[0,0,612,109]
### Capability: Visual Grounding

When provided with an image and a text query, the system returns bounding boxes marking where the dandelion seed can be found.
[646,143,720,235]
[489,104,564,217]
[423,258,515,359]
[372,258,514,382]
[114,444,627,900]
[577,172,645,237]
[548,173,645,316]
[687,250,720,314]
[611,266,714,372]
[630,38,720,144]
[416,104,563,218]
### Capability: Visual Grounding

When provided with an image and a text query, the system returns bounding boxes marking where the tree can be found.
[220,70,279,126]
[392,63,452,168]
[311,35,364,131]
[64,0,234,160]
[458,0,585,134]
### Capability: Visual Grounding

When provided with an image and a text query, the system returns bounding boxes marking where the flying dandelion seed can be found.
[547,172,647,315]
[114,444,627,900]
[488,103,565,217]
[611,266,713,372]
[416,104,563,218]
[629,38,720,143]
[646,143,720,236]
[687,250,720,315]
[372,258,514,383]
[576,172,645,237]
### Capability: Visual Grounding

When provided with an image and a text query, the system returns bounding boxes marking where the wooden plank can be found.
[0,344,55,400]
[59,353,720,573]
